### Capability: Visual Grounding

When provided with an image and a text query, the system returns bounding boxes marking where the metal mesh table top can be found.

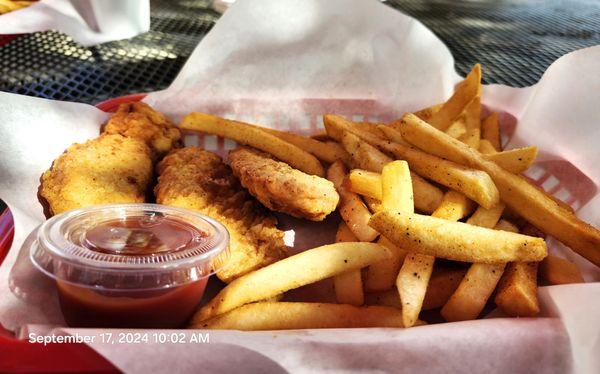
[1,0,599,106]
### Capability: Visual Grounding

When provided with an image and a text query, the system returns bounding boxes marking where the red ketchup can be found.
[30,204,230,328]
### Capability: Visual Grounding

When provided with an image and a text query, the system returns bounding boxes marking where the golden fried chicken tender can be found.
[155,147,287,283]
[39,134,153,217]
[103,102,182,158]
[229,147,339,221]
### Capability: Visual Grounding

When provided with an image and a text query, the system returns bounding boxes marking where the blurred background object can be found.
[0,0,598,106]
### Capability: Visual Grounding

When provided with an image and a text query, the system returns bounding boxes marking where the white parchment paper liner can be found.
[0,0,150,46]
[0,0,599,373]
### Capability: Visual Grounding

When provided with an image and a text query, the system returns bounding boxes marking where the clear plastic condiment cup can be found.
[29,204,230,328]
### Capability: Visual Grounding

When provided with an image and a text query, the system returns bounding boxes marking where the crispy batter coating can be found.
[229,147,339,221]
[39,134,153,216]
[103,102,182,158]
[155,147,287,283]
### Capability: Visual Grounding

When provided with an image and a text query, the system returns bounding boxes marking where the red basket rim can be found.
[0,92,148,373]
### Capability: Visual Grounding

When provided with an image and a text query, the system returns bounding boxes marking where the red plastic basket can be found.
[0,94,149,373]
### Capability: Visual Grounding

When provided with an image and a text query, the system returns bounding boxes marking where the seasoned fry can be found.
[482,112,502,151]
[334,223,364,306]
[478,139,497,154]
[369,161,414,300]
[381,161,413,214]
[398,113,600,267]
[365,236,407,292]
[427,64,481,130]
[366,267,468,311]
[458,96,482,149]
[347,170,442,215]
[397,190,473,326]
[485,146,538,174]
[348,169,382,199]
[378,124,412,147]
[341,131,392,172]
[494,262,539,317]
[431,190,475,221]
[248,125,349,164]
[364,196,383,213]
[539,255,585,285]
[466,203,505,228]
[422,267,468,310]
[344,122,499,209]
[193,242,392,322]
[441,203,506,321]
[328,162,379,242]
[494,219,519,233]
[414,103,443,122]
[195,302,413,330]
[441,263,506,321]
[370,139,499,209]
[445,120,467,139]
[181,112,324,176]
[369,211,547,263]
[397,253,435,327]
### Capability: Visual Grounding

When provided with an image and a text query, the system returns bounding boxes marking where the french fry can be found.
[355,121,388,138]
[494,262,539,317]
[441,203,506,321]
[466,203,506,228]
[344,122,499,209]
[427,64,481,130]
[369,211,547,263]
[365,236,408,292]
[181,113,324,176]
[366,267,468,311]
[253,125,349,164]
[195,302,418,330]
[396,190,474,325]
[193,242,392,322]
[422,267,468,310]
[328,161,379,242]
[397,253,435,327]
[378,124,412,147]
[348,169,382,199]
[441,263,506,321]
[334,223,364,306]
[365,289,401,308]
[364,196,383,213]
[445,120,467,139]
[482,112,502,151]
[458,96,482,149]
[347,169,443,215]
[341,131,392,172]
[494,219,519,233]
[539,255,585,285]
[311,131,330,141]
[414,103,443,122]
[365,162,412,293]
[485,146,538,174]
[381,161,413,214]
[398,113,600,267]
[478,139,497,154]
[327,117,444,213]
[431,190,475,221]
[371,138,499,209]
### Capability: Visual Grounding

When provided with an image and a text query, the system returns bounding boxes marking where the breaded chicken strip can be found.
[39,134,153,217]
[103,102,182,158]
[155,147,287,283]
[229,147,339,221]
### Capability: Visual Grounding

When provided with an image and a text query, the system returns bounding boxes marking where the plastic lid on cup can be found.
[30,204,230,290]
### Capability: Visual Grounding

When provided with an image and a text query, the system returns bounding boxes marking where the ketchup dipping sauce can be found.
[30,204,230,328]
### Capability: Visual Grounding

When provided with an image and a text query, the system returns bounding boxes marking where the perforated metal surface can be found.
[1,0,599,108]
[385,0,600,86]
[0,0,218,104]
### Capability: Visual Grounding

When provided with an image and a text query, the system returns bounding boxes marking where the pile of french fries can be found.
[0,0,35,15]
[183,64,596,331]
